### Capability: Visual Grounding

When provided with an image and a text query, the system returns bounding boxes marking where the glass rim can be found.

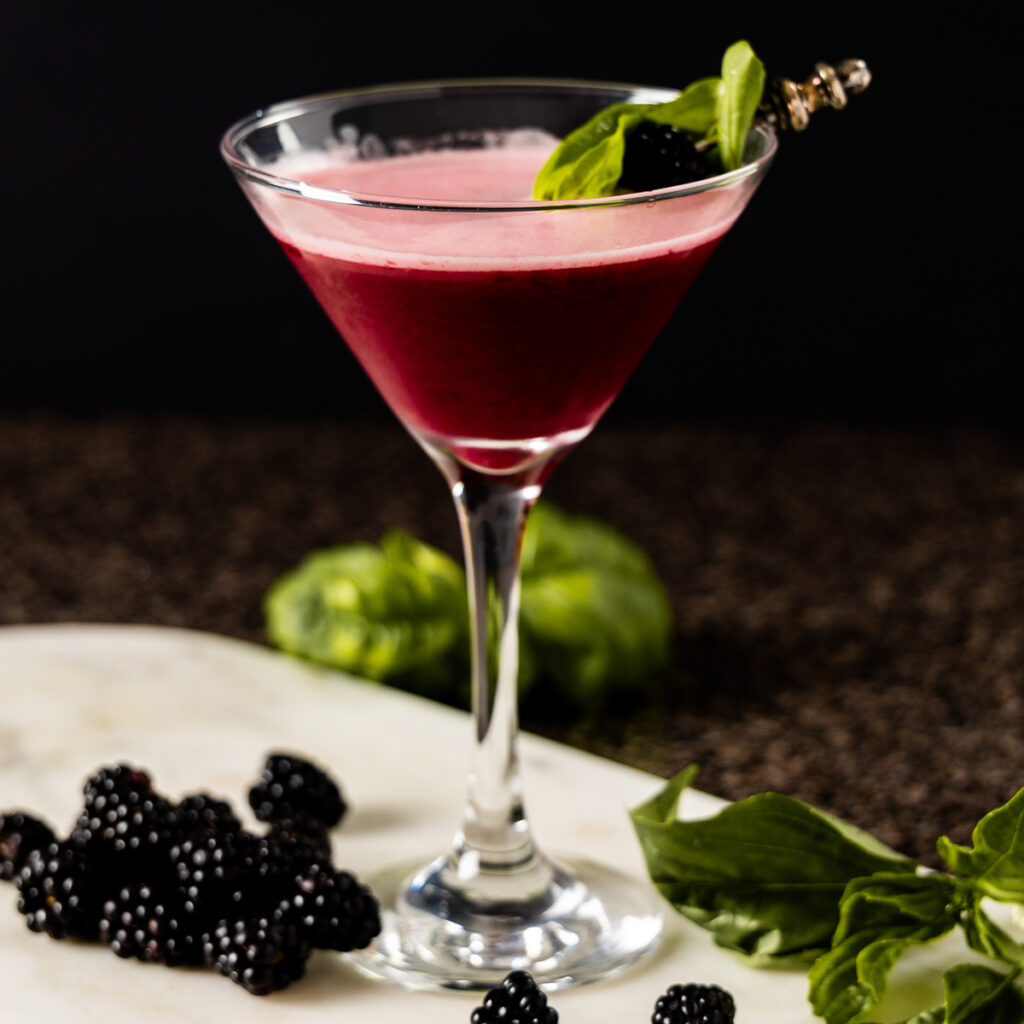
[219,77,778,214]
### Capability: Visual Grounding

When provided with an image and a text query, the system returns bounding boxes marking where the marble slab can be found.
[0,625,1012,1022]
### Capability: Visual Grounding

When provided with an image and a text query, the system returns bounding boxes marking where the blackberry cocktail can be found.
[222,79,775,991]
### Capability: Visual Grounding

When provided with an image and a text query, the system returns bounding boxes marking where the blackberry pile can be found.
[1,753,379,996]
[469,973,737,1024]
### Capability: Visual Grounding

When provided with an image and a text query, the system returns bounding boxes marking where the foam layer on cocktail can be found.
[257,142,749,269]
[249,142,749,459]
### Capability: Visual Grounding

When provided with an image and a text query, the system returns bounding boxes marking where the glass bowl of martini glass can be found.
[221,80,775,991]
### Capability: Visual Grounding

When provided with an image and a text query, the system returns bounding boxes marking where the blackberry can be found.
[471,970,558,1024]
[1,811,57,882]
[248,752,346,829]
[275,863,380,951]
[204,915,311,995]
[16,841,107,940]
[170,826,262,921]
[100,881,204,966]
[169,794,242,841]
[266,819,332,870]
[618,121,719,192]
[71,764,174,867]
[651,983,736,1024]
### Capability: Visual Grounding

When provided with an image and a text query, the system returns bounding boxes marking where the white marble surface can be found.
[0,625,1008,1022]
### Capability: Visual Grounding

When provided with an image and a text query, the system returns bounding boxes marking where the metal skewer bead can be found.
[760,59,871,133]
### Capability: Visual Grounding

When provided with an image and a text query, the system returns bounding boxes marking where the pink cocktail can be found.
[222,80,775,991]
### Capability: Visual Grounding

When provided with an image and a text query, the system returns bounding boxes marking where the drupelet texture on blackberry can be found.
[204,915,311,995]
[71,764,174,871]
[16,841,107,940]
[651,983,736,1024]
[248,752,346,829]
[100,881,204,966]
[266,820,332,871]
[1,811,57,882]
[618,121,719,193]
[275,862,380,951]
[170,826,265,921]
[169,794,242,841]
[471,970,559,1024]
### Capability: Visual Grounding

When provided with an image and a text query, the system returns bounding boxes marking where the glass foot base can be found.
[348,853,663,991]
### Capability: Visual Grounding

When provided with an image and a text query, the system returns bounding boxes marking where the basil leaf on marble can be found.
[716,39,767,171]
[629,768,917,967]
[957,892,1024,968]
[807,872,960,1024]
[941,964,1024,1024]
[937,787,1024,903]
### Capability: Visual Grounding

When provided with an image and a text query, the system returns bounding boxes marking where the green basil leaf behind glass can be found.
[264,501,671,706]
[937,787,1024,903]
[264,529,469,700]
[808,873,960,1024]
[630,769,917,968]
[716,40,767,171]
[941,964,1024,1024]
[519,502,672,704]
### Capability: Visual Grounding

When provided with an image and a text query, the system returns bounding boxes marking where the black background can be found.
[1,5,1011,422]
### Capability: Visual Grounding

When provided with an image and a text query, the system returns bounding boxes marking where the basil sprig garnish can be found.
[630,768,1024,1023]
[533,40,765,200]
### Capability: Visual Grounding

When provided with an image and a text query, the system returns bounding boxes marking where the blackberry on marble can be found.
[471,970,559,1024]
[266,819,332,872]
[16,841,107,940]
[169,794,242,841]
[651,983,736,1024]
[71,764,174,866]
[100,881,204,966]
[1,811,57,882]
[170,827,262,921]
[248,752,346,829]
[204,915,311,995]
[275,863,380,951]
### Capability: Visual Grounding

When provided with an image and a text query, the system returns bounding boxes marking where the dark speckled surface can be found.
[2,411,1022,866]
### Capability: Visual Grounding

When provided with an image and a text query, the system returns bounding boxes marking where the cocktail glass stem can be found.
[451,472,540,881]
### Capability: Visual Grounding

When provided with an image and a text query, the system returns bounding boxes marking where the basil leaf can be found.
[264,529,468,700]
[942,964,1024,1024]
[957,891,1024,968]
[937,787,1024,902]
[518,502,672,703]
[630,770,917,967]
[808,872,959,1024]
[644,77,721,136]
[893,1009,946,1023]
[533,102,653,200]
[716,40,767,171]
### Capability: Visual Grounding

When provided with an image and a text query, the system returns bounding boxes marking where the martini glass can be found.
[221,80,775,991]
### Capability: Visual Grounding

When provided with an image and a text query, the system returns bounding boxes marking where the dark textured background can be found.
[1,7,1020,868]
